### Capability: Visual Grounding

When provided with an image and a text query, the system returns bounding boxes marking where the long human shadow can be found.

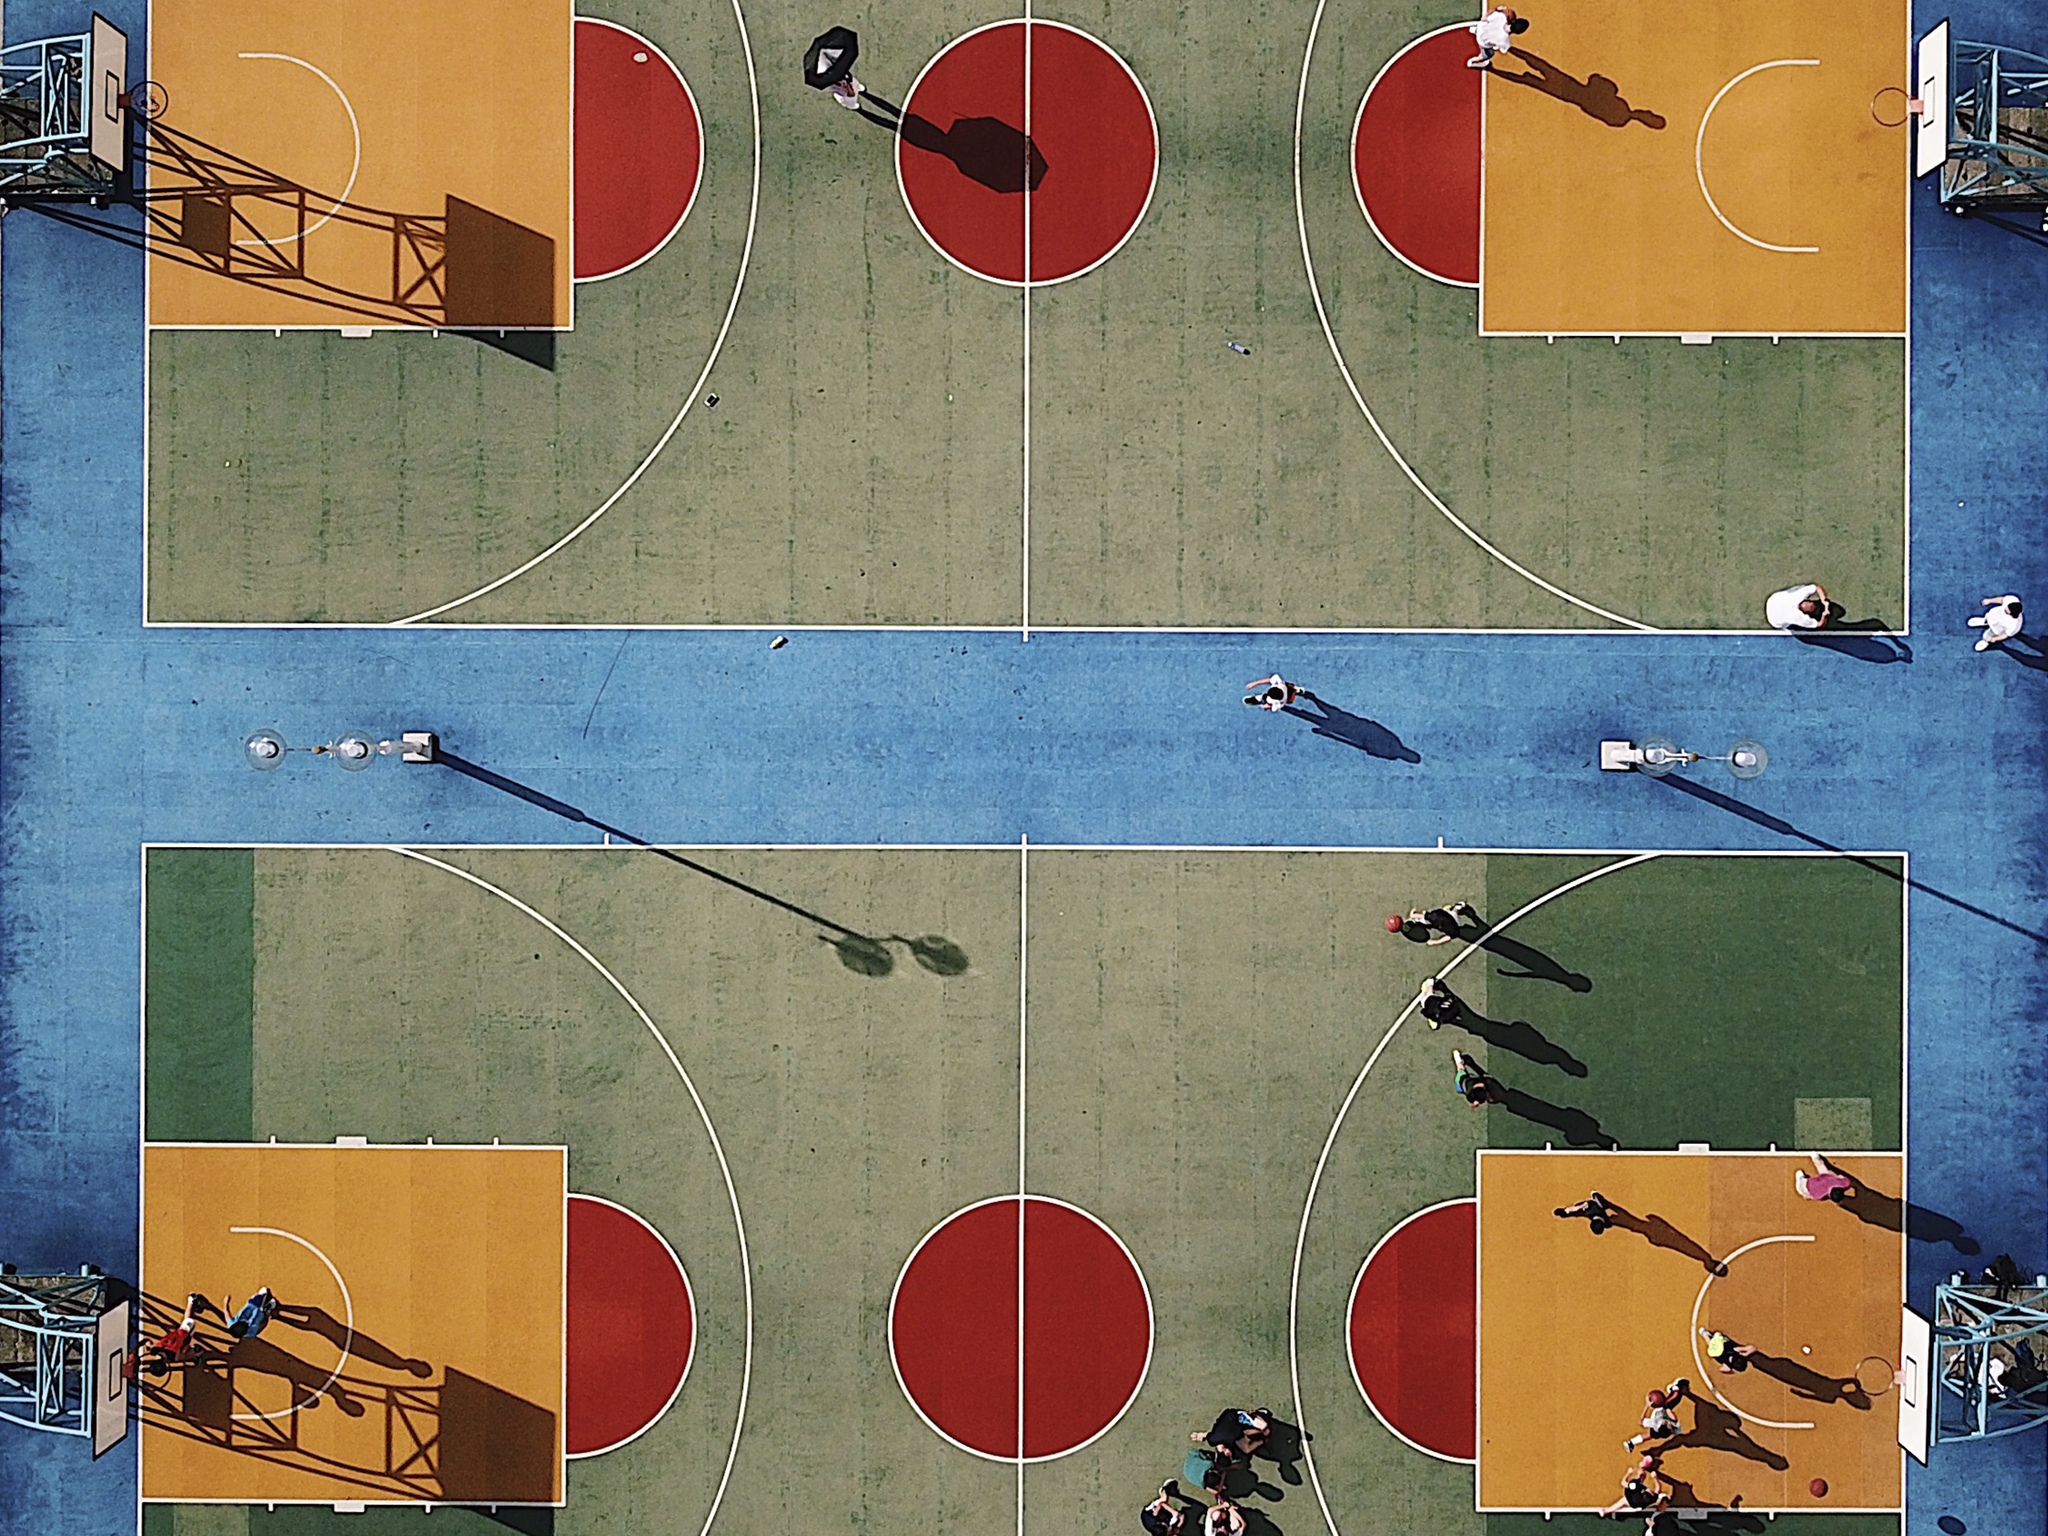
[436,750,969,978]
[279,1303,433,1376]
[1457,912,1591,992]
[1492,50,1666,128]
[1747,1349,1871,1408]
[897,111,1048,193]
[1283,695,1422,763]
[1454,1005,1587,1077]
[1665,1392,1789,1469]
[1496,1086,1617,1148]
[1601,1205,1725,1275]
[1825,1172,1982,1255]
[1995,633,2048,671]
[1796,621,1912,665]
[1647,774,2048,949]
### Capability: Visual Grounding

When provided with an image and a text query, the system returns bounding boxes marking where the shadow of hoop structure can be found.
[24,115,557,330]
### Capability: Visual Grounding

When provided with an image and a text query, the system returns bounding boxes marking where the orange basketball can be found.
[1809,1478,1829,1498]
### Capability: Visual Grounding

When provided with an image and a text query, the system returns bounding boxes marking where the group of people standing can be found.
[142,1285,280,1374]
[1139,1407,1287,1534]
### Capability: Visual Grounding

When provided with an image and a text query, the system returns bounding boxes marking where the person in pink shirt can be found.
[1794,1152,1856,1204]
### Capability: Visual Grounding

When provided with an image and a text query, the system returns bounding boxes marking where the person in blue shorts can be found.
[225,1286,280,1341]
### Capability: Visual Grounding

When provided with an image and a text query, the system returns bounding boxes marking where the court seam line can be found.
[384,848,753,1536]
[1022,16,1033,646]
[1017,831,1028,1514]
[224,1225,354,1420]
[1293,3,1658,632]
[1342,1197,1477,1462]
[1288,851,1663,1536]
[1695,62,1823,254]
[230,55,360,248]
[1348,27,1478,290]
[1688,1233,1819,1430]
[571,20,705,285]
[561,1192,699,1459]
[387,0,762,625]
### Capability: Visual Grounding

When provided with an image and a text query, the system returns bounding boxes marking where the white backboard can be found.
[88,15,127,172]
[1898,1304,1932,1464]
[1915,20,1950,179]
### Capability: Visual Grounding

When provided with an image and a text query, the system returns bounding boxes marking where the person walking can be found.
[1467,6,1529,68]
[1452,1049,1499,1107]
[1968,595,2023,652]
[1624,1377,1689,1451]
[1766,581,1831,631]
[1699,1329,1756,1373]
[1554,1191,1616,1233]
[1794,1152,1857,1203]
[1244,675,1305,711]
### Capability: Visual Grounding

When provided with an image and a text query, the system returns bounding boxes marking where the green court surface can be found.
[143,845,1901,1534]
[143,0,1902,628]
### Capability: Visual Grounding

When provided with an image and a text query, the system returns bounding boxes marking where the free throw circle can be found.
[1353,27,1482,287]
[1348,1198,1476,1460]
[898,20,1157,286]
[565,1193,695,1456]
[890,1194,1152,1459]
[573,19,703,281]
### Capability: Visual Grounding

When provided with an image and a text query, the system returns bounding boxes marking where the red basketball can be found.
[1809,1477,1829,1498]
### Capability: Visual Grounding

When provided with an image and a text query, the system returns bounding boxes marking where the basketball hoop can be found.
[122,81,169,120]
[1870,85,1922,128]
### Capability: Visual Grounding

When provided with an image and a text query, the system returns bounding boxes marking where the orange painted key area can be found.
[140,1143,565,1505]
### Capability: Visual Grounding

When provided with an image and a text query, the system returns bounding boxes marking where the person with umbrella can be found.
[806,27,899,122]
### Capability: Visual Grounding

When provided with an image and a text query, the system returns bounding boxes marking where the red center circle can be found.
[573,19,703,281]
[565,1193,695,1456]
[890,1195,1152,1459]
[897,21,1157,285]
[1352,26,1482,286]
[1347,1198,1476,1461]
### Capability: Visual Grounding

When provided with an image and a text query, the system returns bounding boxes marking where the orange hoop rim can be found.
[1871,84,1914,128]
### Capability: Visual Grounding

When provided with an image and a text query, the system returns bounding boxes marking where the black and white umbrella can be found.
[804,27,859,89]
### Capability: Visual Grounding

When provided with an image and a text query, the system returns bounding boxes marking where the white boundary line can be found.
[231,55,360,248]
[571,19,706,284]
[1688,1233,1819,1429]
[224,1225,355,1421]
[384,0,760,624]
[1288,852,1662,1536]
[563,1192,699,1458]
[1022,17,1033,646]
[1015,834,1029,1528]
[1342,1197,1476,1462]
[145,840,1908,857]
[382,848,752,1536]
[1294,5,1655,633]
[1695,62,1823,254]
[139,620,1810,633]
[1348,27,1478,289]
[884,1191,1154,1464]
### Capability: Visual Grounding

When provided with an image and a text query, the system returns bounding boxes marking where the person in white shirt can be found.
[1244,674,1305,711]
[1968,594,2023,651]
[1468,7,1529,69]
[1765,582,1830,631]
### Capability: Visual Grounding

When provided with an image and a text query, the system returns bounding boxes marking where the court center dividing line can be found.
[390,0,762,625]
[1292,5,1657,633]
[225,1225,354,1420]
[1016,833,1029,1535]
[385,848,753,1536]
[1689,1233,1818,1431]
[232,55,360,247]
[1695,61,1822,255]
[1288,852,1662,1536]
[1021,18,1035,643]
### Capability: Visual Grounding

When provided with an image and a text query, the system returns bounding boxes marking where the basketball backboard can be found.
[1915,21,1950,179]
[91,1299,129,1457]
[1897,1304,1932,1463]
[87,15,127,173]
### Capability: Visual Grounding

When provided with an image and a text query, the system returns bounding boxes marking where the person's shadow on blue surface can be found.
[1796,629,1912,664]
[1992,634,2048,671]
[1283,694,1421,763]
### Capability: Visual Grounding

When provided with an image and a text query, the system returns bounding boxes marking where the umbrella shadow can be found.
[898,112,1048,193]
[1497,1086,1617,1148]
[1747,1349,1871,1408]
[1493,51,1666,128]
[1454,1006,1587,1077]
[1603,1205,1726,1275]
[1283,695,1422,763]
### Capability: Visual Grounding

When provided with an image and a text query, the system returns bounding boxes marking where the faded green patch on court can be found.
[144,848,254,1141]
